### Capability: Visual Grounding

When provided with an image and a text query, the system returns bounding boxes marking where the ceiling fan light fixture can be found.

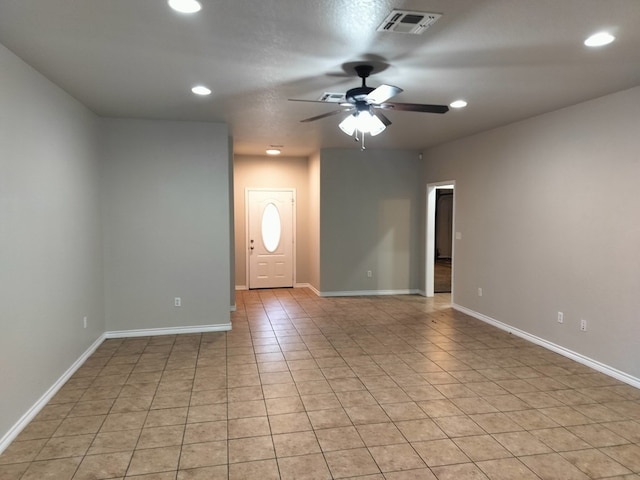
[168,0,202,14]
[266,149,281,155]
[450,99,468,109]
[338,110,386,137]
[584,31,615,47]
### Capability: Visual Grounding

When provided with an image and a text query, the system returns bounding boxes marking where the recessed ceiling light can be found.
[266,149,281,155]
[191,85,211,96]
[584,31,615,47]
[168,0,202,14]
[450,100,468,109]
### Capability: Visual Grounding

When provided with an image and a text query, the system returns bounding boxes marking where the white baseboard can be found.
[230,305,237,312]
[305,284,321,296]
[296,283,324,297]
[105,323,232,339]
[453,303,640,390]
[319,289,420,297]
[235,285,248,291]
[0,334,106,455]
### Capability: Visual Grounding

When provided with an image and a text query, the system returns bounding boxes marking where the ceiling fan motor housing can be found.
[346,86,375,103]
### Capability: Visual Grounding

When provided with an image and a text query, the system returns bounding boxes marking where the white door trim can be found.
[245,188,296,288]
[426,181,455,298]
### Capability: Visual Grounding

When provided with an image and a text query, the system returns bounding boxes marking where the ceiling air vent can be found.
[318,92,346,103]
[377,10,442,34]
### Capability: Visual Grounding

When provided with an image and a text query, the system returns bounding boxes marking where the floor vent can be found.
[377,10,442,34]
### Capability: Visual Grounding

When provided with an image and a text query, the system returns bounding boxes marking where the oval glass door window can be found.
[261,203,281,253]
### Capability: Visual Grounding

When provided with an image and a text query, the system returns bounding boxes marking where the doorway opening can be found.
[426,181,455,298]
[434,188,453,292]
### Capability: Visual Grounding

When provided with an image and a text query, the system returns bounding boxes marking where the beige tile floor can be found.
[1,288,640,479]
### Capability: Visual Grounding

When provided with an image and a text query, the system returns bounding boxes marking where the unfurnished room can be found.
[1,1,639,479]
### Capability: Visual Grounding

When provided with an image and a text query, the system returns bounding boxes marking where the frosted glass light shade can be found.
[363,113,386,136]
[338,114,357,135]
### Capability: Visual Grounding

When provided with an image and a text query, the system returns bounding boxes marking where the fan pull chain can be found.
[352,129,366,150]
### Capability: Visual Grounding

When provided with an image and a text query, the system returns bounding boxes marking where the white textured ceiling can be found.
[1,0,639,156]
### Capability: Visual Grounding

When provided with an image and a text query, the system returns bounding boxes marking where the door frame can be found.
[245,188,297,289]
[425,181,455,298]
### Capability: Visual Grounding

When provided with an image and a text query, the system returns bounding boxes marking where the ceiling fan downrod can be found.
[354,65,374,87]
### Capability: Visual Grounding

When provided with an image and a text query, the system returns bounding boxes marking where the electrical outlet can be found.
[478,287,483,297]
[557,312,564,323]
[367,270,372,278]
[174,297,181,307]
[580,319,587,332]
[83,316,87,329]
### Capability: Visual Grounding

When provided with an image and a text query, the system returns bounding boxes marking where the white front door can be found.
[247,189,294,289]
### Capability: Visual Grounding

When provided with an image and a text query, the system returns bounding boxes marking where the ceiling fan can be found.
[289,64,449,141]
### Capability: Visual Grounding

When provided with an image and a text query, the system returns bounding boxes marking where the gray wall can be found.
[0,44,105,438]
[424,86,640,379]
[319,148,424,294]
[101,118,231,331]
[233,155,311,287]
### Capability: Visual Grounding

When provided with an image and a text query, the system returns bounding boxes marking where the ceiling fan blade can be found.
[366,84,403,104]
[300,108,353,123]
[380,102,449,114]
[288,98,332,104]
[373,110,392,127]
